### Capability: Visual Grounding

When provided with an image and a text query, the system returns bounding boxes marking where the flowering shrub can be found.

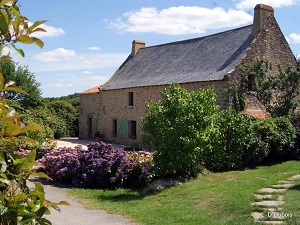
[38,146,82,182]
[123,150,153,188]
[38,141,154,189]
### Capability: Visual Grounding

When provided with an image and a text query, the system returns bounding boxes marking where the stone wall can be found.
[79,93,101,139]
[98,81,228,145]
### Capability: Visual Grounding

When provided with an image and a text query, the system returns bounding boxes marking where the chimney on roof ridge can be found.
[252,4,274,36]
[131,40,145,56]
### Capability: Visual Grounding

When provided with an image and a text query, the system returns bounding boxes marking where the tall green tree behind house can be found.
[0,60,43,108]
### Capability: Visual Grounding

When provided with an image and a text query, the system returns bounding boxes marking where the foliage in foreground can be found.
[0,1,70,224]
[38,141,154,189]
[0,75,70,224]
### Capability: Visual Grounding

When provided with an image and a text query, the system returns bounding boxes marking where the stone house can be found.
[79,4,297,145]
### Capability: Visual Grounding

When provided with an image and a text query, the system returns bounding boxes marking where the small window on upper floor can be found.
[128,92,134,106]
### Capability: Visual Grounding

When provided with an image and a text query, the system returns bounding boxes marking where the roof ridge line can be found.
[146,24,253,49]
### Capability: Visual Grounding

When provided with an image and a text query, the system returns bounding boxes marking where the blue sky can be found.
[13,0,300,97]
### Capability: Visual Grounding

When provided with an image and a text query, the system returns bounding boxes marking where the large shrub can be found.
[253,117,296,161]
[38,142,154,189]
[202,110,268,171]
[142,84,219,179]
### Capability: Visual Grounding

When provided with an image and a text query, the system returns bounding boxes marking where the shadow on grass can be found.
[96,190,147,202]
[289,184,300,191]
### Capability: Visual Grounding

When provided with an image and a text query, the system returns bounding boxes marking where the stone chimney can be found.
[252,4,274,36]
[131,40,145,56]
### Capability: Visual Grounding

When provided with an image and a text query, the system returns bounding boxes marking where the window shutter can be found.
[117,120,128,138]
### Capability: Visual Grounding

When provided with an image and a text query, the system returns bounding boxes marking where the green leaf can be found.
[0,10,9,34]
[19,213,37,224]
[27,20,47,33]
[12,45,25,57]
[14,193,27,202]
[32,37,44,49]
[17,35,33,44]
[57,201,71,206]
[13,137,38,145]
[6,120,22,136]
[35,206,49,218]
[35,181,44,193]
[25,149,36,164]
[21,123,42,133]
[31,172,51,180]
[0,55,12,62]
[37,217,52,225]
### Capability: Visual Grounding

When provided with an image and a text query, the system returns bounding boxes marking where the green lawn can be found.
[67,161,300,225]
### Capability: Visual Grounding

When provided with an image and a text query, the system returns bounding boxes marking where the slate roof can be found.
[101,25,254,90]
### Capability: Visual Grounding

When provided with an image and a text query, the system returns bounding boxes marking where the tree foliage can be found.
[0,60,42,108]
[142,84,219,178]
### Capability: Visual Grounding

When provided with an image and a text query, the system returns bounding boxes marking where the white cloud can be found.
[82,70,92,74]
[297,54,300,59]
[87,76,108,84]
[46,83,72,88]
[236,0,299,9]
[33,48,77,62]
[88,46,101,51]
[289,33,300,44]
[29,23,66,38]
[25,52,128,72]
[107,6,252,35]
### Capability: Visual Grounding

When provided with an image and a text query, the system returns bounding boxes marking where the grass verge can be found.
[67,161,300,225]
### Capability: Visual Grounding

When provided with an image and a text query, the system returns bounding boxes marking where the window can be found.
[129,120,137,139]
[128,92,134,106]
[113,120,136,139]
[247,73,255,91]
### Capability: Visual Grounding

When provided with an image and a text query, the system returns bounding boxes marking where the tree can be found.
[0,60,43,108]
[141,84,219,178]
[48,100,79,137]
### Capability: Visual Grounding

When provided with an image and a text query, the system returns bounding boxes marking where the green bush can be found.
[253,117,296,161]
[142,84,219,179]
[53,116,68,139]
[202,110,268,171]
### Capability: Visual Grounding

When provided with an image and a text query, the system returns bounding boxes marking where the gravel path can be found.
[42,183,135,225]
[39,138,136,225]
